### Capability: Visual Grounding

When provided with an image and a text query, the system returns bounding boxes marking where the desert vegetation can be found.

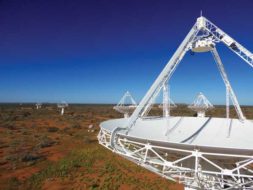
[0,103,252,190]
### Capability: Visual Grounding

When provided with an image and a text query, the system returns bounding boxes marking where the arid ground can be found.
[0,104,252,190]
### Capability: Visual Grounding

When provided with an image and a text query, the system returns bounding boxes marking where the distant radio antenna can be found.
[188,92,214,117]
[57,101,68,115]
[35,103,42,110]
[113,91,137,118]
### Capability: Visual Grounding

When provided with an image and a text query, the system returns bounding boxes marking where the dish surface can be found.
[100,116,253,153]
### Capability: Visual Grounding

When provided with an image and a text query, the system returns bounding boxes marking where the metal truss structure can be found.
[98,128,253,189]
[113,91,137,118]
[158,80,177,117]
[98,16,253,189]
[211,48,245,121]
[127,16,252,130]
[188,92,213,118]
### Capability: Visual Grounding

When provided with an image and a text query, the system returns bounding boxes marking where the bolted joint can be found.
[145,143,151,150]
[222,169,233,175]
[196,16,206,30]
[192,150,202,157]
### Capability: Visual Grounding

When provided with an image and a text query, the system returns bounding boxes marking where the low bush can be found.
[71,124,81,129]
[38,136,55,148]
[62,127,70,133]
[21,152,40,162]
[6,177,20,190]
[83,136,91,144]
[3,123,17,130]
[47,127,59,132]
[23,112,31,117]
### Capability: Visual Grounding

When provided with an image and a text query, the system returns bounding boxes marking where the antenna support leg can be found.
[211,48,245,121]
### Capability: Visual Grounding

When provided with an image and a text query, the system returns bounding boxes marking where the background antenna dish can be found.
[188,92,214,117]
[113,91,137,118]
[35,103,42,110]
[57,101,68,115]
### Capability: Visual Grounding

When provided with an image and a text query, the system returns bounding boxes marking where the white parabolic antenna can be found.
[57,101,68,115]
[188,92,214,118]
[35,103,42,110]
[113,91,137,118]
[98,16,253,189]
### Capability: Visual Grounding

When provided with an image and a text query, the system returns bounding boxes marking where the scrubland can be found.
[0,103,252,190]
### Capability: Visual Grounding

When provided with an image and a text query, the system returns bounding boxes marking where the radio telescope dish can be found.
[113,91,137,118]
[57,101,68,115]
[188,92,214,117]
[98,16,253,189]
[35,103,42,110]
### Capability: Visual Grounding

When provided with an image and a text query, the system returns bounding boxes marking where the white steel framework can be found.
[211,48,245,121]
[126,16,251,131]
[163,80,170,118]
[98,128,253,189]
[188,92,214,118]
[158,80,177,117]
[98,16,253,189]
[113,91,137,118]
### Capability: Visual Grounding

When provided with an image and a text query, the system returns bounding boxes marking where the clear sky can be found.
[0,0,253,105]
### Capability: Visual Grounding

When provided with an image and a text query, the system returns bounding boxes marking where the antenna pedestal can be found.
[57,101,68,116]
[113,91,137,118]
[197,111,205,118]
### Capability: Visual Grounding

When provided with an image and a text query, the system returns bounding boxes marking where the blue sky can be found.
[0,0,253,105]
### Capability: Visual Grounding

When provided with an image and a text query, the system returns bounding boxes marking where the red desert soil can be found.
[42,178,77,190]
[1,104,250,189]
[4,166,40,181]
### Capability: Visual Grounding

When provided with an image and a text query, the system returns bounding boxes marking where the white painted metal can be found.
[226,86,230,119]
[211,48,245,121]
[127,22,199,130]
[35,103,42,110]
[188,92,213,118]
[192,38,215,52]
[100,117,253,152]
[163,80,170,118]
[98,16,253,189]
[202,17,253,68]
[98,117,253,189]
[113,91,137,118]
[57,101,68,115]
[159,81,177,117]
[127,16,253,130]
